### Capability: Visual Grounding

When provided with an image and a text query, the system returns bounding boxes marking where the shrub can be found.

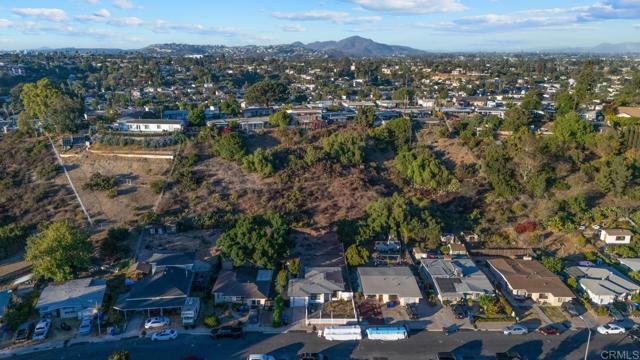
[83,172,116,192]
[345,244,369,266]
[272,295,285,328]
[109,351,130,360]
[242,148,274,177]
[203,314,220,328]
[567,277,578,288]
[213,133,246,161]
[275,270,288,296]
[150,180,166,194]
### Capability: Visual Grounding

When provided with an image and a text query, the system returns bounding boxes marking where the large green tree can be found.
[395,147,459,192]
[483,145,521,198]
[217,213,291,269]
[187,106,206,126]
[245,80,289,106]
[322,131,365,165]
[213,132,246,161]
[26,222,93,281]
[553,111,593,147]
[354,106,376,129]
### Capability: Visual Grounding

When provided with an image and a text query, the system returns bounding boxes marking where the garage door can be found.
[290,297,307,307]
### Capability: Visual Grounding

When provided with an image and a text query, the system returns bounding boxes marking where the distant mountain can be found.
[550,42,640,54]
[301,36,427,57]
[589,42,640,53]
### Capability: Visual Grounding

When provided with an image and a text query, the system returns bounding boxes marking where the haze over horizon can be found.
[1,0,640,51]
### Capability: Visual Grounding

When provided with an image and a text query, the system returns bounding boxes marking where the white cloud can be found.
[0,19,13,28]
[425,0,640,33]
[151,20,240,36]
[75,14,144,26]
[11,8,69,22]
[635,23,640,27]
[346,0,466,14]
[272,10,381,24]
[113,0,136,9]
[280,23,306,32]
[86,0,100,4]
[95,8,111,18]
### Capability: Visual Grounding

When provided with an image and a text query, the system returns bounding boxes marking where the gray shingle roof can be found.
[36,278,106,314]
[566,266,640,297]
[212,268,272,300]
[357,267,421,298]
[421,258,494,298]
[287,267,345,298]
[114,267,193,311]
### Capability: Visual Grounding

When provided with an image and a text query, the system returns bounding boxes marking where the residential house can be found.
[142,251,212,288]
[565,266,640,305]
[114,267,194,316]
[118,118,185,133]
[36,278,107,319]
[420,258,494,302]
[488,258,575,306]
[600,229,633,245]
[287,108,322,129]
[448,243,468,256]
[357,267,422,305]
[288,267,350,307]
[619,258,640,273]
[162,109,188,121]
[616,107,640,118]
[212,267,273,306]
[243,107,273,118]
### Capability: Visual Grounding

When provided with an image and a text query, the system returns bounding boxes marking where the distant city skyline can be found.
[1,0,640,51]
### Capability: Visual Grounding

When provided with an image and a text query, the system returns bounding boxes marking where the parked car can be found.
[406,303,419,320]
[608,306,624,321]
[78,318,93,336]
[496,352,524,360]
[436,352,457,360]
[248,308,259,324]
[248,355,276,360]
[452,304,466,319]
[503,324,528,335]
[144,316,170,329]
[297,353,328,360]
[59,321,71,331]
[14,322,34,343]
[597,323,626,335]
[627,326,640,342]
[32,319,51,341]
[210,326,243,339]
[562,301,579,317]
[151,329,178,341]
[538,324,562,336]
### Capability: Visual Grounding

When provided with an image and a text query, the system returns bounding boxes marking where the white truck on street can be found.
[318,325,362,341]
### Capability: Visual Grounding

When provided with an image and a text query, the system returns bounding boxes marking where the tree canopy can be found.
[213,132,246,161]
[20,78,84,134]
[322,131,365,165]
[26,222,93,281]
[395,147,459,192]
[245,79,289,106]
[187,106,206,126]
[217,213,291,269]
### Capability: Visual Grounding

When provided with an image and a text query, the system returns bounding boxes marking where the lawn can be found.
[540,306,567,323]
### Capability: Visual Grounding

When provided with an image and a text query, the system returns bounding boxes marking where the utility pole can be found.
[579,315,591,360]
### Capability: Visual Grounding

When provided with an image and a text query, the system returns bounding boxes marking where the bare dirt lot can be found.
[60,151,172,227]
[139,229,220,260]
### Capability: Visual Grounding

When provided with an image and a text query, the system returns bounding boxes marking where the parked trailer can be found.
[366,327,408,341]
[319,326,362,341]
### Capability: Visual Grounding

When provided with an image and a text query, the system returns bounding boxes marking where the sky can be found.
[0,0,639,51]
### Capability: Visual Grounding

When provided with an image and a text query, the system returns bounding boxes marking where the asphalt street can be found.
[12,329,639,360]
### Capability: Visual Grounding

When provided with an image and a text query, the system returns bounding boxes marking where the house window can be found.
[157,125,161,129]
[615,236,626,241]
[310,294,320,301]
[144,125,149,129]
